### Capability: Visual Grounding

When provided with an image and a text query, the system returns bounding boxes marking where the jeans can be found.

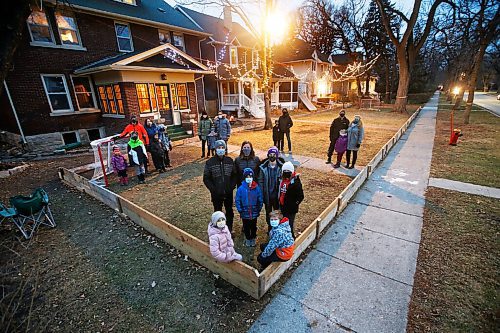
[211,193,234,231]
[283,212,296,238]
[346,150,358,166]
[279,131,292,151]
[134,164,145,176]
[242,218,257,240]
[327,138,338,158]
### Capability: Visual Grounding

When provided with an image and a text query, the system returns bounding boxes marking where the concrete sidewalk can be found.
[249,93,439,333]
[429,177,500,199]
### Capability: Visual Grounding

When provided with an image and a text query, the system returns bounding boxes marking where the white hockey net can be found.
[90,135,124,182]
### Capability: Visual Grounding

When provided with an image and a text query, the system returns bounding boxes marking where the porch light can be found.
[161,73,167,80]
[452,86,460,96]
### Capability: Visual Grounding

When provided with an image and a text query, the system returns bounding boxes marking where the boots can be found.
[119,177,125,186]
[138,173,145,184]
[326,156,332,164]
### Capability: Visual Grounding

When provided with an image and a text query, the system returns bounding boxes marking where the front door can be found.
[155,84,173,125]
[170,84,182,126]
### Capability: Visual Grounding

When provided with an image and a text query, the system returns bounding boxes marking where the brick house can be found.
[0,0,212,153]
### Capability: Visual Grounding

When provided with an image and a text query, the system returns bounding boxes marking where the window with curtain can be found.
[27,8,54,43]
[55,11,81,46]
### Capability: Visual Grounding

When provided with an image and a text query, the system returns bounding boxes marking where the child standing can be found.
[208,211,243,263]
[279,162,304,239]
[333,129,348,168]
[206,127,217,158]
[157,124,173,168]
[272,120,282,148]
[111,145,128,186]
[235,168,263,247]
[127,131,148,184]
[149,133,166,173]
[257,210,295,269]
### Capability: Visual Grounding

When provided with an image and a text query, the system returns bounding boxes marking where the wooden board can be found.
[258,219,318,297]
[316,197,339,235]
[367,149,384,176]
[338,168,368,213]
[119,197,261,299]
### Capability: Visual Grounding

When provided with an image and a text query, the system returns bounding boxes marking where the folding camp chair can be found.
[0,202,17,226]
[9,188,56,239]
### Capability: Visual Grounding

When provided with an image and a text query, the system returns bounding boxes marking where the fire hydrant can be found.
[449,128,463,146]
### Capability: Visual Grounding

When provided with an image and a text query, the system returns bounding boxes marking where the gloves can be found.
[356,144,361,148]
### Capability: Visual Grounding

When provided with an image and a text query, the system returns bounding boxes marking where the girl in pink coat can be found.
[208,211,243,263]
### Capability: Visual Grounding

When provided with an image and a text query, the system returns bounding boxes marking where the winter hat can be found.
[267,146,279,157]
[157,124,166,131]
[130,131,139,140]
[214,140,226,149]
[279,217,289,224]
[282,161,294,174]
[243,168,254,178]
[211,211,226,225]
[112,145,120,152]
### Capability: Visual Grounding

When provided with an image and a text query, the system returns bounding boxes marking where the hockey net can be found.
[90,135,127,184]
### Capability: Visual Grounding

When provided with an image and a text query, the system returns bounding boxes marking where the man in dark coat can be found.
[326,109,350,164]
[278,108,293,153]
[203,140,237,231]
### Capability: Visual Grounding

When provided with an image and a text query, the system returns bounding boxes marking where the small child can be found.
[257,210,295,269]
[208,211,243,263]
[149,133,166,173]
[272,120,282,148]
[111,145,128,186]
[235,168,264,247]
[127,131,148,183]
[206,127,217,157]
[157,124,173,167]
[333,129,348,168]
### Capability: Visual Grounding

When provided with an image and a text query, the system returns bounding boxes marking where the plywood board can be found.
[367,149,384,175]
[338,168,368,212]
[316,197,339,235]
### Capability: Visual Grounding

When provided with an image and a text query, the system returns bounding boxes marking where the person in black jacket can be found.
[278,108,293,153]
[278,161,304,238]
[234,141,260,183]
[203,140,237,231]
[326,109,350,164]
[149,133,166,173]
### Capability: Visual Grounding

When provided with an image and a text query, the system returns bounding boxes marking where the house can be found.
[331,53,378,100]
[176,6,299,118]
[0,0,213,153]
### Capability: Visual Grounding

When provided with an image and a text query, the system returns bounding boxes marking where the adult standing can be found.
[279,161,304,239]
[198,111,213,158]
[144,118,158,147]
[234,141,260,183]
[278,108,293,153]
[258,146,284,231]
[117,115,149,145]
[203,140,237,231]
[346,115,364,169]
[326,109,350,164]
[214,111,231,152]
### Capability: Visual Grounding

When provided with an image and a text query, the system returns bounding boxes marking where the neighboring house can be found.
[0,0,212,153]
[177,6,299,118]
[331,53,378,99]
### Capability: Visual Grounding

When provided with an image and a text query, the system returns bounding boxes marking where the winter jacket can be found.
[145,123,158,143]
[261,218,295,259]
[257,158,284,206]
[111,154,127,172]
[329,116,350,142]
[119,123,149,145]
[214,117,231,140]
[158,131,172,152]
[149,139,164,157]
[334,135,348,154]
[279,173,304,215]
[234,156,261,183]
[347,123,364,151]
[207,132,217,149]
[127,139,148,166]
[208,224,239,263]
[278,114,293,133]
[272,125,282,141]
[198,118,213,140]
[203,156,237,197]
[235,180,264,220]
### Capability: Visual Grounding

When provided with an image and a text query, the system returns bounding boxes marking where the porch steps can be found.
[166,125,191,141]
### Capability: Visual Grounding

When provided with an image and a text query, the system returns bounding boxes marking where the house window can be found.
[230,47,238,67]
[175,83,189,109]
[27,7,54,43]
[114,0,137,4]
[156,85,171,110]
[71,76,96,109]
[55,12,81,46]
[136,83,159,113]
[98,84,124,114]
[87,128,103,141]
[252,50,259,69]
[115,22,133,52]
[172,32,185,51]
[61,131,80,145]
[41,75,73,112]
[159,30,171,45]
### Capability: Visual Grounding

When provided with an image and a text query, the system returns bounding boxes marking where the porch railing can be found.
[222,94,240,106]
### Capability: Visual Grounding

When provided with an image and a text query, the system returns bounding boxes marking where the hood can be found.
[128,138,143,149]
[207,224,229,236]
[260,157,284,169]
[240,180,258,189]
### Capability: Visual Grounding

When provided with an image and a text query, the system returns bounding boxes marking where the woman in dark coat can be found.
[198,111,213,158]
[234,141,260,183]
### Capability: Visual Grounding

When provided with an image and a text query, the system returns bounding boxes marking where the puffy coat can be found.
[235,181,264,220]
[334,135,348,154]
[119,123,149,145]
[111,154,127,172]
[347,123,364,151]
[198,118,213,140]
[278,114,293,133]
[144,123,158,143]
[214,117,231,140]
[329,116,350,142]
[208,224,239,263]
[203,156,237,197]
[261,218,295,259]
[257,158,284,206]
[279,173,304,215]
[127,140,148,166]
[234,155,261,183]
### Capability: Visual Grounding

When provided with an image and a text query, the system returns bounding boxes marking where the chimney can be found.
[223,6,232,31]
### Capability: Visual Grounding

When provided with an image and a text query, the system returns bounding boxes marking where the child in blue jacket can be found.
[235,168,263,247]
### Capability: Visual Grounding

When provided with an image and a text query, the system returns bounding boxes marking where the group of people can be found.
[204,141,304,269]
[326,110,365,169]
[272,108,294,153]
[198,111,232,157]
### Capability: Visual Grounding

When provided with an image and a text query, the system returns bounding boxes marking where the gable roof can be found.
[274,39,331,63]
[176,6,257,47]
[60,0,208,36]
[331,53,362,66]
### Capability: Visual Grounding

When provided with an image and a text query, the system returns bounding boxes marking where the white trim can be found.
[50,109,101,116]
[114,21,134,52]
[230,37,241,46]
[55,10,84,48]
[3,81,27,144]
[41,74,74,113]
[26,7,56,45]
[102,114,126,119]
[70,75,98,110]
[29,41,87,51]
[139,112,160,118]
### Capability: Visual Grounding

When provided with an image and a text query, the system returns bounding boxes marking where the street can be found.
[464,91,500,117]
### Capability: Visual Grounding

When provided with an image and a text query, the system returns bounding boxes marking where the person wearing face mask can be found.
[258,147,284,231]
[257,210,295,270]
[346,115,364,169]
[144,118,158,146]
[278,161,304,239]
[208,211,243,263]
[278,108,293,153]
[326,109,350,164]
[234,141,261,183]
[214,111,231,153]
[235,168,264,247]
[198,111,213,158]
[203,140,237,231]
[117,115,149,145]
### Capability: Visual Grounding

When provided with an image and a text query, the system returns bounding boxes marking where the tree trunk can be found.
[384,57,390,103]
[263,88,272,129]
[394,52,410,113]
[464,43,488,124]
[356,77,363,98]
[364,70,370,96]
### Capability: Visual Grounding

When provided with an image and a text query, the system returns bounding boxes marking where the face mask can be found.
[269,156,277,162]
[216,148,225,156]
[270,219,279,228]
[353,118,360,124]
[216,219,226,228]
[132,121,137,125]
[242,147,251,156]
[282,171,292,179]
[202,115,207,119]
[245,177,253,184]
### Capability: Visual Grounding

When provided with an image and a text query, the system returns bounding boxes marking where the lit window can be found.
[136,83,158,113]
[55,12,81,46]
[41,75,73,112]
[230,47,238,67]
[159,30,171,45]
[176,83,189,109]
[98,84,124,114]
[114,0,137,4]
[115,22,133,52]
[156,85,171,110]
[252,50,259,69]
[27,8,54,43]
[172,32,185,51]
[71,76,96,109]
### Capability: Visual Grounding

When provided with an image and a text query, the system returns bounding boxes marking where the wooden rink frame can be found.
[58,106,422,299]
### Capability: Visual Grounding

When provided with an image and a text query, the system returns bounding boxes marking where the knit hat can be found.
[267,146,279,157]
[282,161,294,174]
[243,168,253,178]
[214,140,226,149]
[112,145,120,152]
[211,211,226,225]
